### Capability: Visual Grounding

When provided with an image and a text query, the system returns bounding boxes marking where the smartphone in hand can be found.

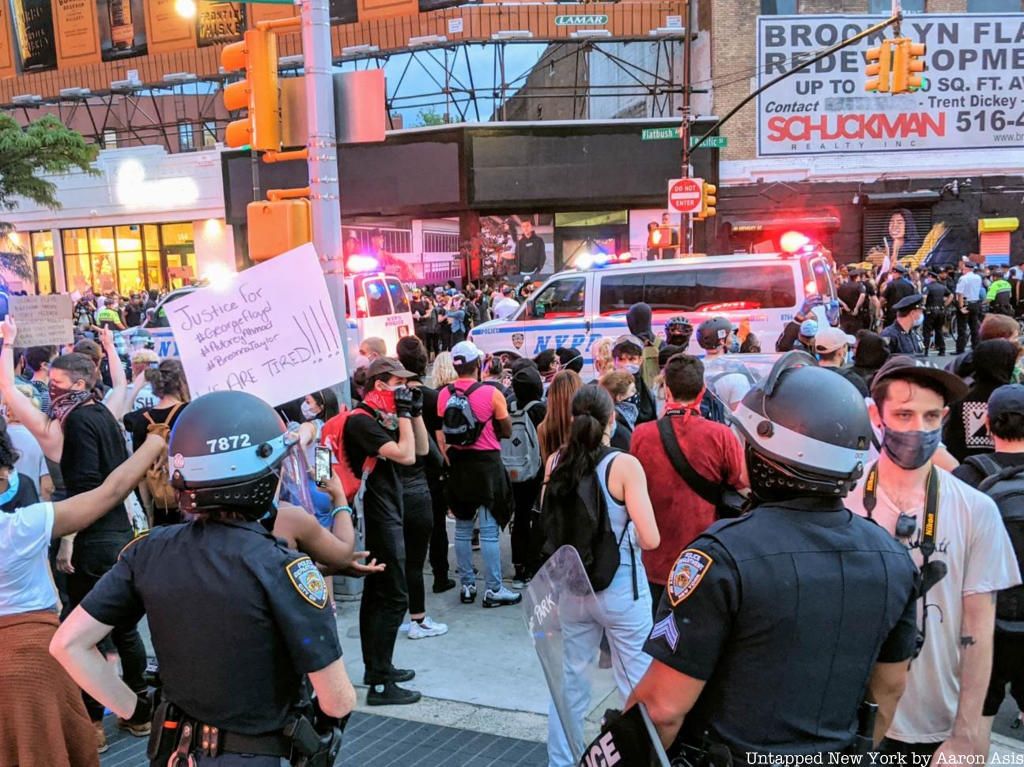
[314,446,332,487]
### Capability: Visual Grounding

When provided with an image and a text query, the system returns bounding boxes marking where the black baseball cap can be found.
[367,357,416,380]
[871,355,969,404]
[988,384,1024,421]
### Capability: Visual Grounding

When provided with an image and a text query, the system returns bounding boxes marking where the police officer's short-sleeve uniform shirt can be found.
[644,498,918,760]
[880,322,923,355]
[81,521,341,735]
[924,280,951,308]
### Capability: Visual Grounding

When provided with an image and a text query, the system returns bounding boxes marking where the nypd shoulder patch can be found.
[667,548,713,607]
[286,557,328,609]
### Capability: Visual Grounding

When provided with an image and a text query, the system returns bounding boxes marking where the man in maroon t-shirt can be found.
[630,353,747,614]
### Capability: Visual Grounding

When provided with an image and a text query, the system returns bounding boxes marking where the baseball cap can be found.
[871,354,969,404]
[799,319,819,337]
[814,326,855,354]
[988,384,1024,421]
[366,357,416,380]
[451,340,484,365]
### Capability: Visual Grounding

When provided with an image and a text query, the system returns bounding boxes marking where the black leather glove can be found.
[409,386,424,418]
[128,691,153,726]
[394,386,414,418]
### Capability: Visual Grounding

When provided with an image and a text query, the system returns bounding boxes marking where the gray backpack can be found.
[501,401,543,483]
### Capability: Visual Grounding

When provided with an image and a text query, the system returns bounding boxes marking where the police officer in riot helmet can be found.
[51,390,356,767]
[614,353,919,764]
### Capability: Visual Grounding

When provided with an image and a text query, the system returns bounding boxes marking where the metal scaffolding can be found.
[2,36,686,150]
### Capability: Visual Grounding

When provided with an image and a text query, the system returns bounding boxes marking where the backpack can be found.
[540,448,633,593]
[699,389,728,425]
[319,405,378,505]
[968,455,1024,627]
[442,382,485,447]
[501,401,543,483]
[143,404,183,510]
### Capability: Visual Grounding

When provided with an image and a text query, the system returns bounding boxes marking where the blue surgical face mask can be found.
[882,426,942,470]
[623,363,640,376]
[0,471,20,509]
[300,402,319,422]
[913,313,924,328]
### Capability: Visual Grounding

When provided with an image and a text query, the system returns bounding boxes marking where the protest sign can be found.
[10,294,74,346]
[166,244,347,406]
[757,14,1024,156]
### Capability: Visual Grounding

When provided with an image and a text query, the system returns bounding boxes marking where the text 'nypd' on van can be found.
[469,243,839,377]
[140,266,413,360]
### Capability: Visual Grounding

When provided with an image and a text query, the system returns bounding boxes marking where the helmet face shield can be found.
[275,438,322,521]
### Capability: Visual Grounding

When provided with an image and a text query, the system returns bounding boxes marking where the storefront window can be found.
[30,232,54,295]
[61,222,196,294]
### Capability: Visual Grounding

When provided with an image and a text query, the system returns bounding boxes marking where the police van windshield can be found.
[598,265,797,314]
[361,278,394,317]
[528,276,587,319]
[386,277,410,313]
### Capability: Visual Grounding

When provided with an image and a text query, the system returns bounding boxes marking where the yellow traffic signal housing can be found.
[892,38,926,94]
[697,182,717,220]
[222,28,281,152]
[247,199,311,262]
[865,39,893,93]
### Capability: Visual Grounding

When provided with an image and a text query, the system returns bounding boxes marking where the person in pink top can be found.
[437,341,522,608]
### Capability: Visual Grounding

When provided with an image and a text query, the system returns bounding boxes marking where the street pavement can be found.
[100,517,1024,765]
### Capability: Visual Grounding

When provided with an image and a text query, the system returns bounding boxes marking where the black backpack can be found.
[442,382,485,447]
[540,447,634,593]
[966,455,1024,627]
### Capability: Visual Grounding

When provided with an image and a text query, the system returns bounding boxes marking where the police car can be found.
[141,265,414,360]
[470,241,839,378]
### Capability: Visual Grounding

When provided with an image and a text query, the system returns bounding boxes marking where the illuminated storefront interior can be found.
[50,222,196,294]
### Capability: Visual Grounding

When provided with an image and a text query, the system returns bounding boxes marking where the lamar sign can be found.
[756,14,1024,156]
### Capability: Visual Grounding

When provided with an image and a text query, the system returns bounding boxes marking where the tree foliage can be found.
[0,115,97,281]
[415,109,448,127]
[0,114,98,211]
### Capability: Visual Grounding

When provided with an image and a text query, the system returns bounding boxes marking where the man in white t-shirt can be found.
[846,355,1021,762]
[696,317,750,410]
[491,286,520,320]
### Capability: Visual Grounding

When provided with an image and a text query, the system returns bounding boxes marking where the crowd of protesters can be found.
[3,251,1024,767]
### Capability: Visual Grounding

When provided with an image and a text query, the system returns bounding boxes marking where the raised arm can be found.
[51,434,166,538]
[0,318,63,460]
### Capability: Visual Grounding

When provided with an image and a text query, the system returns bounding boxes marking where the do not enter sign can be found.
[668,177,703,214]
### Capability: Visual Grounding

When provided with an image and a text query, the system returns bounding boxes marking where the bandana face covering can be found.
[362,389,399,431]
[49,388,96,428]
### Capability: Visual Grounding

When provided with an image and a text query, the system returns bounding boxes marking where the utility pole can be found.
[679,0,694,255]
[300,0,351,392]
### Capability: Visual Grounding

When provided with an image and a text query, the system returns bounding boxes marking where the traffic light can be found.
[892,38,926,94]
[247,199,311,262]
[697,182,717,220]
[222,28,281,151]
[864,39,893,93]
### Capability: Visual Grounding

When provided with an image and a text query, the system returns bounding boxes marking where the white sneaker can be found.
[408,616,449,639]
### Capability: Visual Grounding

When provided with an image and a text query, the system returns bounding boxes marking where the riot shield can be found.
[523,545,671,767]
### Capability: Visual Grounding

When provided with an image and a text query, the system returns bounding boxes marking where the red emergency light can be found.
[346,254,379,273]
[779,231,811,254]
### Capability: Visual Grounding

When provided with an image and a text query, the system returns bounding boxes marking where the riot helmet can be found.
[696,317,734,351]
[168,391,296,519]
[732,352,872,501]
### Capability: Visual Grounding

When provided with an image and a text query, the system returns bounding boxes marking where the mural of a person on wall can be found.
[867,208,922,270]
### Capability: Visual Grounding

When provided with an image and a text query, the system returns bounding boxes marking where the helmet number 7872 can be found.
[206,435,253,453]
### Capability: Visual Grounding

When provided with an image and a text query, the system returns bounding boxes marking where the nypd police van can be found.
[470,248,838,377]
[142,271,414,360]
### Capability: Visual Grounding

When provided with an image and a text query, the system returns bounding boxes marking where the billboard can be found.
[97,0,147,60]
[756,14,1024,156]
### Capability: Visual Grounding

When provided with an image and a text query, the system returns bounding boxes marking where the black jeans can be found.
[67,534,148,721]
[511,475,543,575]
[402,480,433,616]
[956,303,982,353]
[427,473,450,581]
[360,519,409,683]
[878,739,940,761]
